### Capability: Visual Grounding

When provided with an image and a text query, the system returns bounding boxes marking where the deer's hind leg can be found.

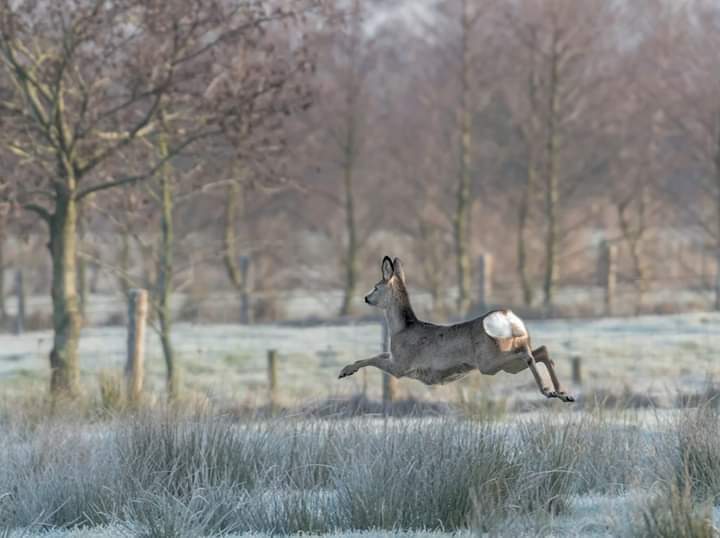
[338,352,404,379]
[480,348,556,399]
[482,336,567,401]
[524,350,559,399]
[478,347,531,375]
[532,346,575,403]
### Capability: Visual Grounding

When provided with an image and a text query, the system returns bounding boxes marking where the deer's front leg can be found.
[338,352,401,379]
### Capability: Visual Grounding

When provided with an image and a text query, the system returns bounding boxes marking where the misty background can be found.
[1,0,720,401]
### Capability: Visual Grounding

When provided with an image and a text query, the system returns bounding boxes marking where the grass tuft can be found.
[2,402,715,536]
[633,481,715,538]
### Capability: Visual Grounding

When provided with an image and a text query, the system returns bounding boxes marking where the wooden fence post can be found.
[14,270,25,335]
[381,319,397,406]
[598,241,616,316]
[268,349,278,409]
[477,253,493,311]
[571,356,582,385]
[125,289,148,402]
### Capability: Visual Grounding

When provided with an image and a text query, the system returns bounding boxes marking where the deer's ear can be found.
[381,256,394,280]
[393,257,406,283]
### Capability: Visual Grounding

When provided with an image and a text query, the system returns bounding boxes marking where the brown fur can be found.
[338,256,575,402]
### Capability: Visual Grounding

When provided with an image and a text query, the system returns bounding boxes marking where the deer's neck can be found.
[384,288,417,335]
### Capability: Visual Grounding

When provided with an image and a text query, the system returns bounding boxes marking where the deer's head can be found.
[364,256,407,309]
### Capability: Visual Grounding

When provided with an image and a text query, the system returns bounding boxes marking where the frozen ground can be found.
[2,408,719,538]
[1,311,719,406]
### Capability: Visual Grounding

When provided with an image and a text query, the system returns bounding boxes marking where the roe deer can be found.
[338,256,575,402]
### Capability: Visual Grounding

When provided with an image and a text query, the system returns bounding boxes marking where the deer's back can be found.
[391,318,494,371]
[390,312,529,383]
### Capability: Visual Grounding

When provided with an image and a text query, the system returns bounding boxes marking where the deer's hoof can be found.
[338,365,357,379]
[542,389,558,399]
[558,392,575,403]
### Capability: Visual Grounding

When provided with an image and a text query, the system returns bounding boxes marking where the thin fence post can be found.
[598,241,616,316]
[477,253,493,311]
[571,356,582,385]
[125,288,148,403]
[14,270,25,335]
[381,319,397,406]
[268,349,278,409]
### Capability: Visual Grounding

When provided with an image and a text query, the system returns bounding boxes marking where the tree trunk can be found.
[617,188,649,315]
[339,160,358,317]
[224,182,241,286]
[118,224,131,298]
[14,270,25,335]
[419,218,444,318]
[223,181,252,323]
[519,37,542,309]
[76,200,88,320]
[542,32,560,316]
[715,246,720,312]
[454,117,472,315]
[139,241,156,291]
[338,62,359,317]
[0,224,5,323]
[632,195,649,315]
[157,135,176,399]
[715,194,720,310]
[714,131,720,311]
[542,174,558,315]
[517,166,535,306]
[454,0,473,316]
[337,0,362,318]
[48,193,82,397]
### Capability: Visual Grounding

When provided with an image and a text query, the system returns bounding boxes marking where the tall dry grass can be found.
[0,400,718,536]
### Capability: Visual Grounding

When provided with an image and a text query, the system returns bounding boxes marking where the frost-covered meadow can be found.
[2,311,720,537]
[1,406,720,537]
[2,310,719,408]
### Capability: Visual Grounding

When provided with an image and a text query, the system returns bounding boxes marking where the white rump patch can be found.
[483,310,528,339]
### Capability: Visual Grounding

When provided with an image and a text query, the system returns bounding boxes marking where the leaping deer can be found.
[338,256,575,402]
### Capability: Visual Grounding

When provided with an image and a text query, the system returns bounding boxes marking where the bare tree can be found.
[387,0,502,316]
[608,94,664,314]
[453,0,476,315]
[332,0,370,317]
[379,37,455,318]
[501,0,618,314]
[642,4,720,309]
[0,0,321,397]
[223,171,253,323]
[289,0,377,316]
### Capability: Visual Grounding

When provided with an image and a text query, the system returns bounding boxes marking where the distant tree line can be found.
[1,0,719,400]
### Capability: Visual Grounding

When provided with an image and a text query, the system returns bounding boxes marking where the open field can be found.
[2,405,720,537]
[1,311,719,408]
[2,312,720,536]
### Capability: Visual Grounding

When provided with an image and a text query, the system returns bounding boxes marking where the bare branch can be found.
[21,202,51,222]
[75,127,222,200]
